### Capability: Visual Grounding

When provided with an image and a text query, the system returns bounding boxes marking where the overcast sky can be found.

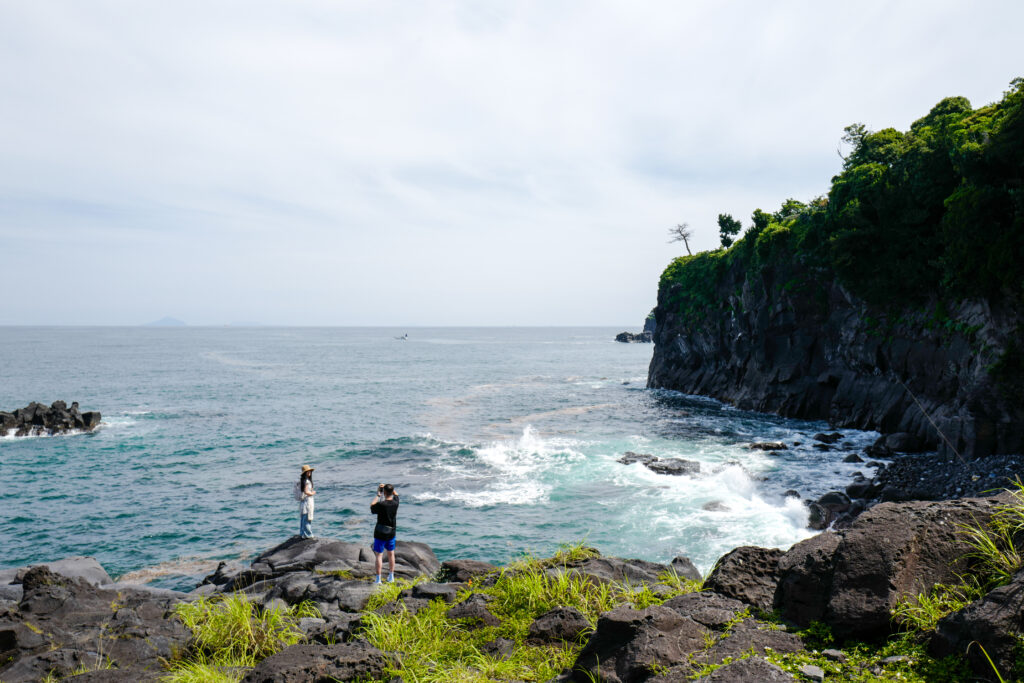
[1,1,1021,326]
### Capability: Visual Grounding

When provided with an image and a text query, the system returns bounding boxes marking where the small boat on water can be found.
[394,333,409,340]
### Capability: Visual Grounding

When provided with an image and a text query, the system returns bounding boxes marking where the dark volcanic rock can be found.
[447,595,500,627]
[662,592,746,630]
[749,441,787,451]
[527,606,590,644]
[617,452,700,476]
[569,604,708,683]
[554,556,671,587]
[700,620,804,665]
[930,569,1024,679]
[668,556,701,582]
[773,532,842,627]
[826,496,1003,639]
[411,582,457,604]
[438,559,496,583]
[814,432,843,444]
[691,657,796,682]
[615,331,653,343]
[241,641,390,683]
[230,537,439,589]
[647,260,1024,459]
[0,565,189,682]
[1,401,101,437]
[702,546,784,612]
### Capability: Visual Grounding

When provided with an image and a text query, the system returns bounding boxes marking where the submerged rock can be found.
[617,451,700,476]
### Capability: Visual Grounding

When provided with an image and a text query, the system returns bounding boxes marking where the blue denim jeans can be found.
[299,513,314,538]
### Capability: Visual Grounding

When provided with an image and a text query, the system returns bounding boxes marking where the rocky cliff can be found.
[647,255,1023,459]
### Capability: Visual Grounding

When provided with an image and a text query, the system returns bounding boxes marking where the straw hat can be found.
[301,465,315,473]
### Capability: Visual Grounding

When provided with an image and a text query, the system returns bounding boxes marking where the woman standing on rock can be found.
[297,465,316,539]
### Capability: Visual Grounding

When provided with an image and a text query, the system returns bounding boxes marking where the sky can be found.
[0,1,1022,326]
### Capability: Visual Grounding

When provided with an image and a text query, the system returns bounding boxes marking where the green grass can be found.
[161,656,246,683]
[166,593,319,677]
[357,542,702,682]
[892,580,985,633]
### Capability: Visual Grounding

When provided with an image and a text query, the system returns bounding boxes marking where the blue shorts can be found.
[373,537,396,553]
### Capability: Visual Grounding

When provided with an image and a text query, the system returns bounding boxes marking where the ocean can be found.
[0,327,877,590]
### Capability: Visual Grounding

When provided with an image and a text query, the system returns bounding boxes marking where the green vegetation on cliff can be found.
[662,77,1024,315]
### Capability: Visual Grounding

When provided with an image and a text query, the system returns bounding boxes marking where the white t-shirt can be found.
[300,480,315,519]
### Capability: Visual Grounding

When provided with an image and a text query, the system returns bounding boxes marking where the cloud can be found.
[0,0,1021,324]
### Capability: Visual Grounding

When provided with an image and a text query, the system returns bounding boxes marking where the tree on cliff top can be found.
[668,222,693,255]
[717,213,742,248]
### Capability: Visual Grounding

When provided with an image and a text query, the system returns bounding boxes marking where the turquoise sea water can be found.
[0,327,876,589]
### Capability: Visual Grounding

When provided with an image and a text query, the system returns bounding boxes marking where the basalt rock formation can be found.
[647,259,1023,459]
[0,401,101,437]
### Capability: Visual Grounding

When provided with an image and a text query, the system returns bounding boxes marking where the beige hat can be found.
[301,465,315,473]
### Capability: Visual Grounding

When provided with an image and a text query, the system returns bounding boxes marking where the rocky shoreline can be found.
[0,401,101,437]
[3,492,1021,682]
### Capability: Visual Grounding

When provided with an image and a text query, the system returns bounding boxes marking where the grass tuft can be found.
[172,594,319,668]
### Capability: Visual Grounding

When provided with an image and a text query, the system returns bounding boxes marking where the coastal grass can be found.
[892,579,985,633]
[891,480,1024,640]
[161,656,246,683]
[164,593,319,680]
[959,478,1024,590]
[357,542,702,683]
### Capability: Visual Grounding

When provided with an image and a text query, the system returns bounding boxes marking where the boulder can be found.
[668,556,701,582]
[884,432,925,453]
[773,532,841,627]
[825,496,1002,639]
[555,557,671,587]
[411,582,457,604]
[813,432,843,444]
[691,657,796,682]
[748,442,787,451]
[447,595,500,627]
[702,546,784,612]
[930,569,1024,679]
[662,592,746,630]
[241,537,438,589]
[699,620,804,665]
[617,452,700,476]
[438,559,496,583]
[527,606,590,643]
[569,604,709,683]
[0,565,189,682]
[646,458,700,476]
[241,641,391,683]
[263,573,376,613]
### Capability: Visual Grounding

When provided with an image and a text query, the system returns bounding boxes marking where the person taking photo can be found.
[370,483,399,583]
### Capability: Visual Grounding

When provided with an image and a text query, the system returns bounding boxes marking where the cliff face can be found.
[647,256,1023,459]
